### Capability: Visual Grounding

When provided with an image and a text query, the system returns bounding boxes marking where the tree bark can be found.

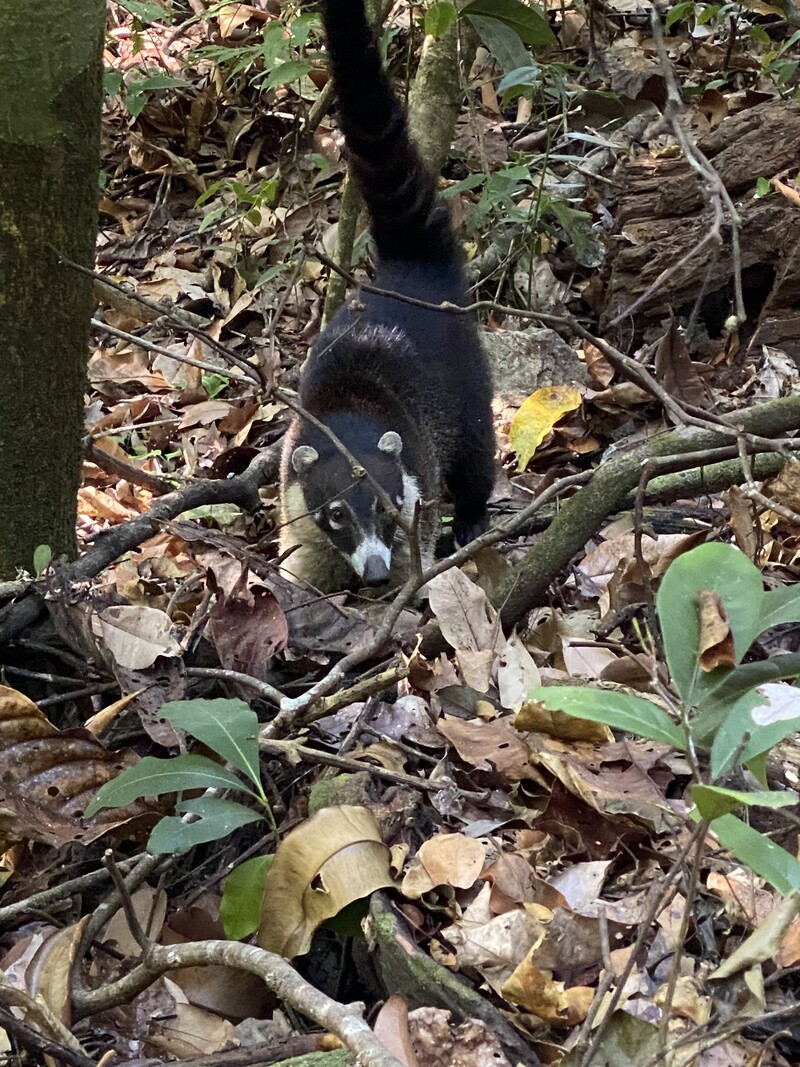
[0,0,104,578]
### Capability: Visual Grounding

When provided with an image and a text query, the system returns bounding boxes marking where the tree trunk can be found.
[0,0,104,579]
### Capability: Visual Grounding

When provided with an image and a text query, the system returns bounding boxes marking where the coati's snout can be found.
[289,429,407,587]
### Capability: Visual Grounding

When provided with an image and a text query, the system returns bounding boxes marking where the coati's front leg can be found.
[446,428,496,546]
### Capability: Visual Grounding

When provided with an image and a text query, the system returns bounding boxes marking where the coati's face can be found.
[291,430,409,586]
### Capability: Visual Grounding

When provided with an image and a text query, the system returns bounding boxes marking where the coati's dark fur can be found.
[279,0,495,592]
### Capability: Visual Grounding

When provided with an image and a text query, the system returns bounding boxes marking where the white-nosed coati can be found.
[279,0,495,593]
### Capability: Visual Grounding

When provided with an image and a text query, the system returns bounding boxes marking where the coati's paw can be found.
[453,512,489,547]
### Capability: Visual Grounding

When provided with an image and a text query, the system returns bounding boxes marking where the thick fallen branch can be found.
[72,938,403,1067]
[493,393,800,630]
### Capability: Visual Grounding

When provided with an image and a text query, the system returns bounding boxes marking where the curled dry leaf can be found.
[697,589,736,672]
[502,952,593,1026]
[257,805,393,958]
[0,685,154,846]
[401,833,487,899]
[93,604,182,670]
[0,916,89,1028]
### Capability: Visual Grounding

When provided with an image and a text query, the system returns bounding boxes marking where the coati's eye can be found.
[328,504,346,528]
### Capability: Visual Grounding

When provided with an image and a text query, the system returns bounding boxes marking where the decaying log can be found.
[602,97,800,360]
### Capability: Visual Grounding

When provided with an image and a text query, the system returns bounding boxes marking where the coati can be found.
[279,0,495,593]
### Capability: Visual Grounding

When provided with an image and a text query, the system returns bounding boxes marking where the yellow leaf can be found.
[509,385,581,471]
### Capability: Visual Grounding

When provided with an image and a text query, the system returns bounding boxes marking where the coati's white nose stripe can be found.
[350,534,391,577]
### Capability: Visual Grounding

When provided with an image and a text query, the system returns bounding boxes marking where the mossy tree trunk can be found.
[0,0,104,579]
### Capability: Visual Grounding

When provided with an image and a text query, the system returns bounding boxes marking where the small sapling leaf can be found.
[84,753,254,818]
[160,698,262,792]
[147,796,263,856]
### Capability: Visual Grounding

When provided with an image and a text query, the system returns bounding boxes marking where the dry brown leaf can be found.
[373,995,419,1067]
[496,633,541,711]
[0,686,152,846]
[654,319,709,411]
[101,886,167,955]
[407,1007,511,1067]
[437,715,532,778]
[93,604,182,670]
[442,883,544,995]
[426,569,502,653]
[401,833,487,899]
[516,700,612,743]
[697,590,736,672]
[1,918,89,1028]
[502,952,592,1024]
[258,805,393,958]
[531,737,676,831]
[206,565,288,682]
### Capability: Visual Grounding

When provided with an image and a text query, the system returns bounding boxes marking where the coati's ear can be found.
[378,431,402,457]
[292,445,319,473]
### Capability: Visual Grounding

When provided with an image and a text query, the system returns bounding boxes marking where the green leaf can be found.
[656,543,765,706]
[548,200,604,268]
[750,25,771,47]
[261,60,313,91]
[221,855,272,940]
[203,373,229,399]
[705,687,761,777]
[32,544,52,576]
[759,584,800,631]
[462,0,556,48]
[707,813,800,893]
[497,64,541,94]
[528,686,686,749]
[116,0,170,23]
[127,73,186,92]
[161,699,261,789]
[148,796,263,856]
[692,784,797,821]
[777,60,799,87]
[104,68,123,97]
[665,1,694,28]
[425,1,458,38]
[708,682,800,778]
[84,753,252,817]
[465,14,530,73]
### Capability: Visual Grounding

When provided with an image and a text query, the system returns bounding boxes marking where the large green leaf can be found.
[161,698,261,789]
[707,813,800,893]
[527,685,686,749]
[84,753,252,817]
[656,543,765,707]
[759,584,800,632]
[462,0,556,48]
[692,784,797,821]
[147,796,263,856]
[465,14,530,72]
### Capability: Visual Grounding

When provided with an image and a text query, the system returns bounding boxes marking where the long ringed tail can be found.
[319,0,456,263]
